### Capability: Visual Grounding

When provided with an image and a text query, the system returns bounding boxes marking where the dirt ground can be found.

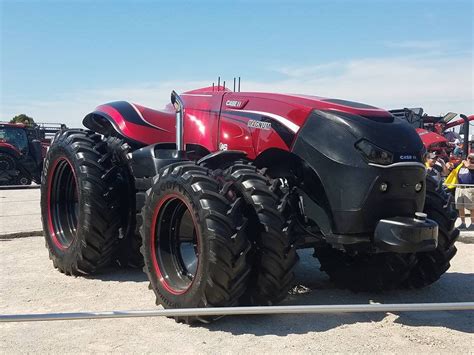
[0,236,472,354]
[0,188,42,236]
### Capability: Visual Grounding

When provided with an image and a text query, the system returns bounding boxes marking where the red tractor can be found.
[41,85,458,323]
[0,122,65,185]
[390,108,474,161]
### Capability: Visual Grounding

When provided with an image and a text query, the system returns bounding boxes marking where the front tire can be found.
[404,176,459,288]
[140,162,252,323]
[41,130,127,275]
[218,162,297,305]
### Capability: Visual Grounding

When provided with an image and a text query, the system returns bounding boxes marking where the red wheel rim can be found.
[47,157,79,250]
[150,193,200,295]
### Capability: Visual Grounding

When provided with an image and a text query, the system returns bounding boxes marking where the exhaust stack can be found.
[171,90,185,153]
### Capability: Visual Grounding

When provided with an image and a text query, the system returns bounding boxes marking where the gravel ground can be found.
[0,236,472,354]
[0,188,41,236]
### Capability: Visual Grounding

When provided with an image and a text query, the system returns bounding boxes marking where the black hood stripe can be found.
[107,101,167,131]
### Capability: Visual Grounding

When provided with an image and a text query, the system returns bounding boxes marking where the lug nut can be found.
[415,182,423,192]
[380,182,388,192]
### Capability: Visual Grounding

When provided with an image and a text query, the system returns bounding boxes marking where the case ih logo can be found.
[248,120,271,130]
[225,99,248,109]
[399,154,417,160]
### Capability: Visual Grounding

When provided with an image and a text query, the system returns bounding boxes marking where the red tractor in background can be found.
[390,108,474,162]
[0,122,66,185]
[40,84,459,323]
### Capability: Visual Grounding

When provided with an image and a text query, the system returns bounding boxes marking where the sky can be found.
[1,0,473,127]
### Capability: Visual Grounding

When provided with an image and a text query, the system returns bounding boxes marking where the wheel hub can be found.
[48,159,79,249]
[153,196,199,294]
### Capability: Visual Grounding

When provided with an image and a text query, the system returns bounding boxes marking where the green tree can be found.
[10,114,35,126]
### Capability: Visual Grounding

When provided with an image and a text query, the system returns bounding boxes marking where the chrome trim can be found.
[171,91,185,152]
[181,93,213,97]
[368,162,426,169]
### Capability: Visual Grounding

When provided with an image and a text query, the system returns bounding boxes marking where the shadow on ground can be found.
[85,249,474,335]
[203,269,473,336]
[203,249,473,335]
[85,265,148,283]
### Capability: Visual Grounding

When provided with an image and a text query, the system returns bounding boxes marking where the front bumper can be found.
[374,213,438,253]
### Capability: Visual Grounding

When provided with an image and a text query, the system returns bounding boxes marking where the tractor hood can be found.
[297,109,425,168]
[291,109,426,236]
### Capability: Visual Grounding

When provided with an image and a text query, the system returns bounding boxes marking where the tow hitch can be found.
[374,212,438,253]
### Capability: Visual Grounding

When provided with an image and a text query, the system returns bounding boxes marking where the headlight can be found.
[355,139,393,165]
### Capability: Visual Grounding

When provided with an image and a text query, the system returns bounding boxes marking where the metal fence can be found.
[1,302,474,323]
[442,183,474,210]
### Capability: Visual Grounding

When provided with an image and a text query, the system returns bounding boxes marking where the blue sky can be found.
[1,0,473,127]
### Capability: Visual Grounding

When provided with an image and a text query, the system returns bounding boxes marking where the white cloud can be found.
[272,61,344,78]
[1,54,472,128]
[250,55,473,115]
[1,80,211,128]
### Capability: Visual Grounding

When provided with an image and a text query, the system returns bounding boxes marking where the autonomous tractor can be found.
[41,83,458,323]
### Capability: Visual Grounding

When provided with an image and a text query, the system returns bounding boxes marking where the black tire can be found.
[217,162,297,305]
[101,137,143,268]
[125,176,152,268]
[140,162,252,323]
[314,246,416,292]
[17,174,32,186]
[41,130,128,275]
[0,152,18,185]
[404,176,459,288]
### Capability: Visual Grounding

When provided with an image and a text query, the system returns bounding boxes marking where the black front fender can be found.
[197,150,247,170]
[292,110,426,235]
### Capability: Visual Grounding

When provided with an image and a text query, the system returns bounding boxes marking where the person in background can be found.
[453,140,463,157]
[445,161,454,175]
[455,153,474,230]
[426,152,449,181]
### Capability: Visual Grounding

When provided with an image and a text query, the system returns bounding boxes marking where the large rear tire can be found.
[41,130,128,275]
[140,162,252,323]
[404,176,459,288]
[218,162,297,305]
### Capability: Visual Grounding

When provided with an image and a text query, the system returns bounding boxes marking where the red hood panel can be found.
[183,88,392,122]
[416,128,448,148]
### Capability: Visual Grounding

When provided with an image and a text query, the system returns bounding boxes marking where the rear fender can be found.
[0,143,21,159]
[83,101,167,148]
[131,143,187,179]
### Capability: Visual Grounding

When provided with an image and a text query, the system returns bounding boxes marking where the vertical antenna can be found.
[217,76,220,91]
[212,83,215,91]
[223,80,226,90]
[233,77,236,92]
[238,77,241,92]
